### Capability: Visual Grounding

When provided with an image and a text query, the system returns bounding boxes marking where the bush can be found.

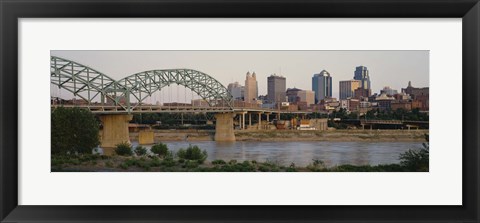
[51,107,100,155]
[161,151,176,167]
[105,160,114,168]
[212,159,226,165]
[149,157,162,167]
[119,163,129,170]
[176,145,208,164]
[184,160,199,169]
[307,159,327,172]
[115,142,133,156]
[399,133,429,171]
[134,146,147,156]
[151,143,169,157]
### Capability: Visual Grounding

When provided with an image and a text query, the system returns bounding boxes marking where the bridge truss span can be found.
[118,69,234,110]
[51,56,130,110]
[50,56,234,113]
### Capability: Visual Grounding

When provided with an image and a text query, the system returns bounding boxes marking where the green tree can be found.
[151,143,169,157]
[176,145,208,164]
[399,133,429,171]
[51,107,100,155]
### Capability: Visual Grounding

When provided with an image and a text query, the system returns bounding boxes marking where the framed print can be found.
[1,0,479,222]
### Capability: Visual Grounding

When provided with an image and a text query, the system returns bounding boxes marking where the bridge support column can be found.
[249,113,252,128]
[99,114,133,156]
[242,112,246,130]
[215,113,236,141]
[258,113,262,130]
[139,130,154,145]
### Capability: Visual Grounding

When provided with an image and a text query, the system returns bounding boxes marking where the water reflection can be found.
[126,141,421,167]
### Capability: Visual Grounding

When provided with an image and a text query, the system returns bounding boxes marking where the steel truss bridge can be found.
[51,56,311,115]
[51,56,235,113]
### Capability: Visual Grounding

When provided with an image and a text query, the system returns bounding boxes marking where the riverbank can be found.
[129,129,428,142]
[51,153,422,172]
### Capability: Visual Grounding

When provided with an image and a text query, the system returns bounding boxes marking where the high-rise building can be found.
[286,87,302,103]
[339,79,361,100]
[297,90,315,105]
[312,70,332,103]
[267,74,286,103]
[227,82,245,100]
[353,66,371,90]
[244,71,258,103]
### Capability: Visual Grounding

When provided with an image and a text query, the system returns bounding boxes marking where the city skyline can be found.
[51,50,429,100]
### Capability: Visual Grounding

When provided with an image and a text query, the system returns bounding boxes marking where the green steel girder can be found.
[118,68,234,110]
[50,56,234,113]
[51,56,129,111]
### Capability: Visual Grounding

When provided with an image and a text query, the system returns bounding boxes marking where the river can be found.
[121,141,423,167]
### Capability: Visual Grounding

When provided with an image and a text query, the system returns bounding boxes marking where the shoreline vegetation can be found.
[128,129,429,142]
[52,134,429,172]
[51,107,429,172]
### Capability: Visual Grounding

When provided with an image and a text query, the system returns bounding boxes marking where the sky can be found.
[51,50,429,101]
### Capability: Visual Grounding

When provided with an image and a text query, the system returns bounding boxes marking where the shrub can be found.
[184,160,199,169]
[212,159,226,165]
[228,160,237,165]
[161,151,176,167]
[51,107,100,155]
[115,142,133,156]
[149,157,162,167]
[176,145,208,164]
[105,160,114,168]
[307,159,327,172]
[399,133,429,171]
[134,145,147,156]
[151,143,169,157]
[119,163,129,170]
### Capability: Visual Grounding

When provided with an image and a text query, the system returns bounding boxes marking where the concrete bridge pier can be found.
[215,113,236,141]
[257,112,263,130]
[99,114,133,155]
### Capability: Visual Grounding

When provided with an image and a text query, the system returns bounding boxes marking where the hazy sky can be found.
[51,51,428,100]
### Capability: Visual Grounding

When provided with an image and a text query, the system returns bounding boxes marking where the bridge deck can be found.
[51,105,312,114]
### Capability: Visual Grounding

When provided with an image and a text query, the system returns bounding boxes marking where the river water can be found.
[123,141,423,167]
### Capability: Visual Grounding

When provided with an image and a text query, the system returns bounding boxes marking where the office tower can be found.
[353,66,371,90]
[267,74,286,103]
[286,87,302,103]
[227,81,245,100]
[244,72,258,103]
[312,70,332,103]
[339,80,361,100]
[297,90,315,105]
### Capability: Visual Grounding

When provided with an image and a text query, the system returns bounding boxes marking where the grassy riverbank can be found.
[52,138,429,172]
[52,154,416,172]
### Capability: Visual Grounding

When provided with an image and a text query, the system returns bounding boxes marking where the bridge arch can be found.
[50,56,234,112]
[118,69,234,110]
[51,56,130,110]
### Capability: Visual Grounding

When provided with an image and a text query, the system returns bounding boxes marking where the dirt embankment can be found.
[235,129,428,142]
[130,129,428,142]
[130,129,215,142]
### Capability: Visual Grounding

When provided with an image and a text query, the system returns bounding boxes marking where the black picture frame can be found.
[1,0,479,222]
